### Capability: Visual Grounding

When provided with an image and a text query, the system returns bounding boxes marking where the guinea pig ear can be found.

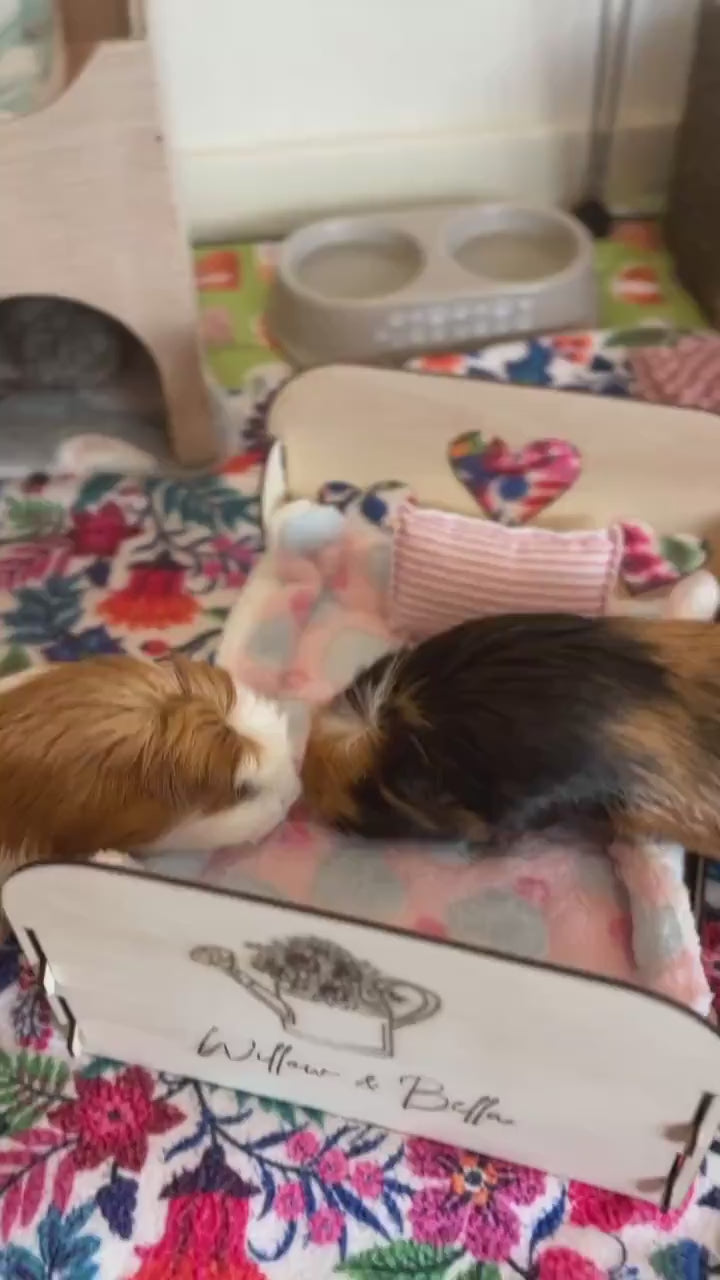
[148,704,258,812]
[141,659,258,812]
[158,652,235,706]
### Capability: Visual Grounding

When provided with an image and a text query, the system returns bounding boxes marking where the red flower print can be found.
[98,556,199,630]
[274,1182,305,1221]
[416,353,465,374]
[218,451,266,476]
[12,958,52,1050]
[552,334,593,364]
[612,264,665,306]
[286,1130,320,1164]
[141,639,170,658]
[0,538,71,590]
[613,220,662,252]
[201,306,235,349]
[350,1160,384,1199]
[49,1066,183,1173]
[537,1247,605,1280]
[317,1148,348,1184]
[202,535,255,587]
[618,521,665,586]
[568,1178,690,1231]
[195,249,241,292]
[704,920,720,953]
[132,1146,265,1279]
[702,918,720,996]
[407,1139,545,1262]
[308,1207,344,1245]
[70,502,139,557]
[406,1138,460,1179]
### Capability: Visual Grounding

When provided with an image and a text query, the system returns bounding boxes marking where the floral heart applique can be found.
[317,480,413,529]
[620,521,709,594]
[448,431,582,525]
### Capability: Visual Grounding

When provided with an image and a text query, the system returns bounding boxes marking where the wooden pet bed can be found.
[6,367,720,1211]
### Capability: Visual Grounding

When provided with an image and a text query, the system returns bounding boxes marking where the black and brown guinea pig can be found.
[301,613,720,855]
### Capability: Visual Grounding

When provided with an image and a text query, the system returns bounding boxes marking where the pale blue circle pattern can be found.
[278,505,345,554]
[365,541,392,592]
[221,871,290,904]
[309,591,337,626]
[428,844,479,867]
[312,846,405,920]
[574,848,620,897]
[446,888,548,958]
[281,698,310,750]
[245,614,298,666]
[633,902,684,974]
[324,630,392,689]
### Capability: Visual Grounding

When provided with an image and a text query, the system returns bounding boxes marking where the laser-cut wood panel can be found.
[5,861,720,1209]
[0,0,215,465]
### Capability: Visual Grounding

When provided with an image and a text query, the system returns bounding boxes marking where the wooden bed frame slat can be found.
[5,862,720,1208]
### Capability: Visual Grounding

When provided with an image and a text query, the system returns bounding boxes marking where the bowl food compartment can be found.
[268,202,596,366]
[288,220,424,302]
[447,206,580,284]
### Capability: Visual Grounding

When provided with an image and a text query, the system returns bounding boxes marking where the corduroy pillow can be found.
[389,501,621,639]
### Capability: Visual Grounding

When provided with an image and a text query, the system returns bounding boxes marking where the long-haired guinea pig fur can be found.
[0,654,299,878]
[301,613,720,855]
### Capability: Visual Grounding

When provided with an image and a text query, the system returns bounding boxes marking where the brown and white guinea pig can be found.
[0,654,299,878]
[301,613,720,856]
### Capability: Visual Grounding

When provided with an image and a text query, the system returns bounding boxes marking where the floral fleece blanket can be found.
[1,336,720,1277]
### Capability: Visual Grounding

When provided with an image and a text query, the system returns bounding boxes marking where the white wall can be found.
[148,0,701,240]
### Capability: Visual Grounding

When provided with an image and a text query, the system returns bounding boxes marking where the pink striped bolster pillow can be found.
[389,503,622,639]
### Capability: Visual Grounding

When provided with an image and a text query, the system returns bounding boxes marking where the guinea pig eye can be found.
[237,781,260,802]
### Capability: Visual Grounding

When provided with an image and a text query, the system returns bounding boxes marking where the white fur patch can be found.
[92,849,143,871]
[229,686,298,790]
[331,655,399,739]
[144,683,300,853]
[358,656,398,730]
